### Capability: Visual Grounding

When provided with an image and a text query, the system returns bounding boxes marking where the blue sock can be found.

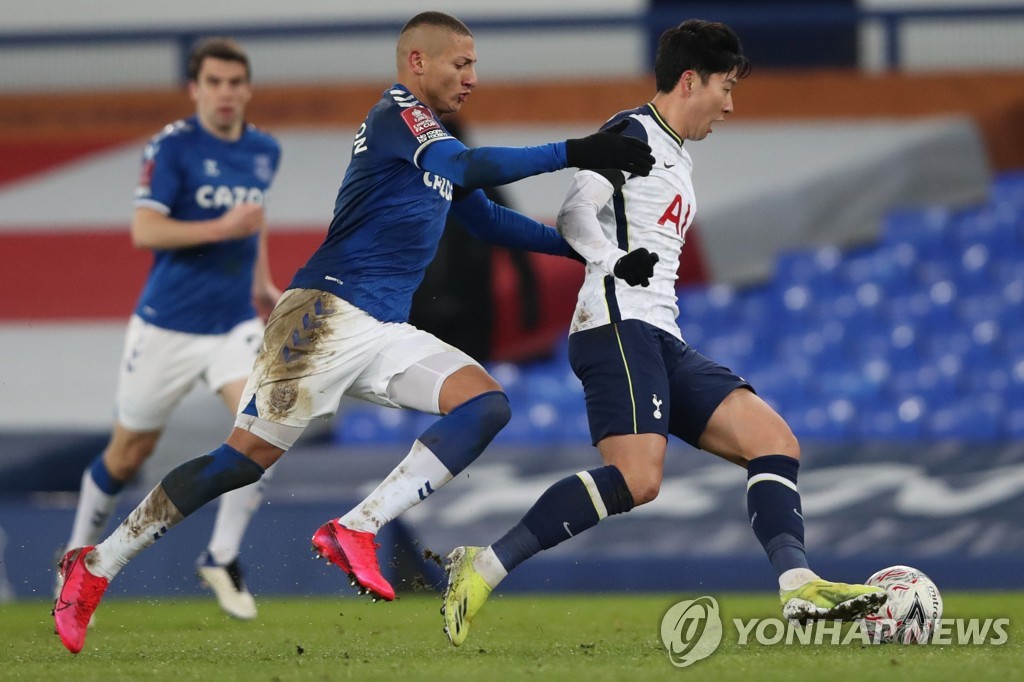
[418,391,511,475]
[89,454,125,494]
[492,465,634,572]
[161,444,265,517]
[746,454,809,576]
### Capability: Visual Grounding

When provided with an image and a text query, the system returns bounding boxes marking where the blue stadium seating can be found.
[333,172,1024,446]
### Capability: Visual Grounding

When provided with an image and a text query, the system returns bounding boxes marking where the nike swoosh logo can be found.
[793,508,804,520]
[54,597,74,612]
[663,162,675,168]
[563,522,574,537]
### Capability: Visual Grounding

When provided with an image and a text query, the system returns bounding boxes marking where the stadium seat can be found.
[329,173,1024,446]
[855,399,926,441]
[927,393,1003,440]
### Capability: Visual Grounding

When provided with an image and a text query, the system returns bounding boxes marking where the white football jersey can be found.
[558,105,695,340]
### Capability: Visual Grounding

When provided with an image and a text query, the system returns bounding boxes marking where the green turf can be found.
[1,592,1020,681]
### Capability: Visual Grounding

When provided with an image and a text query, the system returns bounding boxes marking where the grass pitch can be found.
[1,591,1020,681]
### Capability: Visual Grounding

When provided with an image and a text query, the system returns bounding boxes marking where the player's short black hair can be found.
[400,11,473,38]
[187,37,251,82]
[654,19,751,92]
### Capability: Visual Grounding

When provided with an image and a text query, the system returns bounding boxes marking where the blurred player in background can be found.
[58,37,281,622]
[53,11,653,653]
[441,19,887,646]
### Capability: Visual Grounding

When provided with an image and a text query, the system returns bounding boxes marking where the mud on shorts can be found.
[234,288,482,450]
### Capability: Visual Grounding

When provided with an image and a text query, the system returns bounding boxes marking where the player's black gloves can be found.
[614,248,660,287]
[565,120,654,177]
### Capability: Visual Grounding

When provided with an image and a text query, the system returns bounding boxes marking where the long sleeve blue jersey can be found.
[289,84,572,323]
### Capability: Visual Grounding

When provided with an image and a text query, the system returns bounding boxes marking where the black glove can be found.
[614,248,660,287]
[565,120,654,177]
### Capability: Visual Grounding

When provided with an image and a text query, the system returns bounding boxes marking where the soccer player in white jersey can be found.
[57,38,281,622]
[441,19,887,646]
[52,12,654,654]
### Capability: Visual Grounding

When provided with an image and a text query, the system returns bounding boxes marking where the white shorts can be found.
[116,315,264,431]
[234,289,480,450]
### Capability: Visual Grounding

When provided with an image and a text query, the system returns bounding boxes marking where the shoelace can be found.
[348,532,382,569]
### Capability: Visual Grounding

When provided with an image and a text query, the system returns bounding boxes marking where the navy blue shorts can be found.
[568,319,751,447]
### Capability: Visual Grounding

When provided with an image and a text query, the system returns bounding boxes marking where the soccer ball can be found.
[859,565,943,644]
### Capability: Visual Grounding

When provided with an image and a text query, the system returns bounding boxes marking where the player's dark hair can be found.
[654,19,751,93]
[187,37,251,82]
[400,11,473,38]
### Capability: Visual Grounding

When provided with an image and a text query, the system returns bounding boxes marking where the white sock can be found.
[472,546,508,589]
[339,440,452,533]
[68,467,122,548]
[91,486,184,580]
[206,468,271,565]
[779,567,820,592]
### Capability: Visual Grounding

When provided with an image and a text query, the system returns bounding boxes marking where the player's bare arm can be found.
[131,203,264,250]
[251,217,281,321]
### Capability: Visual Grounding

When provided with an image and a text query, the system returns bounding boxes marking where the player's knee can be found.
[762,424,800,460]
[162,444,265,517]
[737,424,800,463]
[106,441,156,479]
[779,428,800,460]
[474,390,511,435]
[626,472,662,506]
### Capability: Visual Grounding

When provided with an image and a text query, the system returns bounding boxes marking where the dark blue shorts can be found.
[568,319,751,447]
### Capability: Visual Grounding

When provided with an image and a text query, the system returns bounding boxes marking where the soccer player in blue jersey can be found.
[441,19,887,646]
[57,37,281,623]
[52,11,654,653]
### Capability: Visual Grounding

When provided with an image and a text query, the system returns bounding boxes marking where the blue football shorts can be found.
[568,319,751,447]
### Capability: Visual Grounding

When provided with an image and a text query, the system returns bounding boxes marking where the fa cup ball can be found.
[859,565,943,644]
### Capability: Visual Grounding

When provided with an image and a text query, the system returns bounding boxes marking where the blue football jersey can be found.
[133,115,281,334]
[289,86,457,323]
[290,84,570,323]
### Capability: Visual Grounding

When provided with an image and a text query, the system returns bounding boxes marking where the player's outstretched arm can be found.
[564,120,653,176]
[451,187,573,258]
[418,126,653,191]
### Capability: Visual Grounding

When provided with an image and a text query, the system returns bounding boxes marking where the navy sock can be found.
[492,465,634,572]
[418,391,511,476]
[90,454,125,494]
[746,454,809,576]
[161,444,265,517]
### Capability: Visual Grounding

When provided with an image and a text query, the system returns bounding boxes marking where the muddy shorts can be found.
[234,288,480,450]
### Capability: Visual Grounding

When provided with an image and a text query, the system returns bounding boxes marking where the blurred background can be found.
[1,0,1023,602]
